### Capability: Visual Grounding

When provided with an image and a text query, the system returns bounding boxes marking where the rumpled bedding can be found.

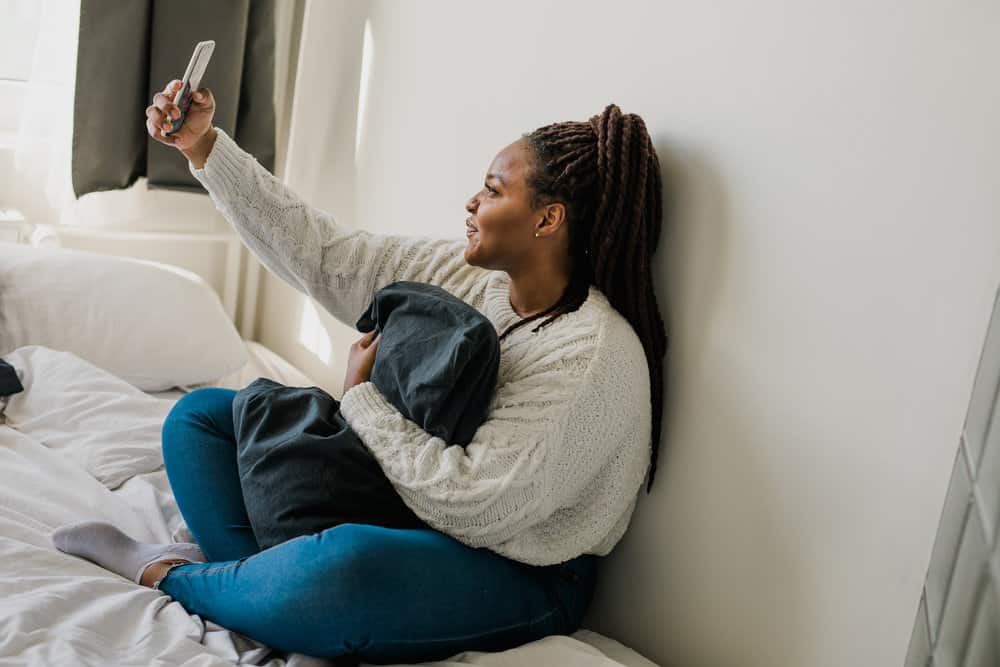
[0,344,649,667]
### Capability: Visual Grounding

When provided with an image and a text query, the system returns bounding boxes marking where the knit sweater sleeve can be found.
[338,310,653,563]
[188,127,488,326]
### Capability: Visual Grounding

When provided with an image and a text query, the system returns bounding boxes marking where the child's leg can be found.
[158,522,599,663]
[161,388,260,561]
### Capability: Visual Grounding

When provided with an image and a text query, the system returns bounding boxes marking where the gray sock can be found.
[52,520,207,584]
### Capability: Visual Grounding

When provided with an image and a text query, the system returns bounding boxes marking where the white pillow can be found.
[0,242,247,391]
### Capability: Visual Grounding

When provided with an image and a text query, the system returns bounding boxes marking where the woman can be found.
[52,79,668,664]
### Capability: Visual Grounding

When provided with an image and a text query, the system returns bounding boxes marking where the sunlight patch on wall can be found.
[354,17,374,164]
[297,298,332,364]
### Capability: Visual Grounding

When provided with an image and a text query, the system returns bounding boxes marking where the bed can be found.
[0,242,658,666]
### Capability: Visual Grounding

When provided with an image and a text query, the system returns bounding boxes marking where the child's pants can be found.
[158,387,599,663]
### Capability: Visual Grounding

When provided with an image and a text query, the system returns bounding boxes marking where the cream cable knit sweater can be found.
[189,127,652,566]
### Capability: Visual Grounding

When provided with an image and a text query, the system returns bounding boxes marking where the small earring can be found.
[534,232,539,238]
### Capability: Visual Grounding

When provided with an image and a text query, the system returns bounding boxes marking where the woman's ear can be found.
[538,201,567,235]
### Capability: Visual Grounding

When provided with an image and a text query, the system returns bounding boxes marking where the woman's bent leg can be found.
[158,523,599,663]
[161,388,260,562]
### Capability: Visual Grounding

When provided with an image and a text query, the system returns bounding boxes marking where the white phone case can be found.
[166,40,215,135]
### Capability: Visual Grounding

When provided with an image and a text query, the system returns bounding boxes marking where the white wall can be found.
[262,1,1000,664]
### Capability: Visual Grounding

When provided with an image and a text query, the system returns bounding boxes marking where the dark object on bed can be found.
[0,358,24,425]
[0,359,24,397]
[232,281,501,550]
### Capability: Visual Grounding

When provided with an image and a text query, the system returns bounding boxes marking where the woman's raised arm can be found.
[188,126,490,326]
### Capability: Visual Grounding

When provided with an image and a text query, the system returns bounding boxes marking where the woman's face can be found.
[464,139,539,271]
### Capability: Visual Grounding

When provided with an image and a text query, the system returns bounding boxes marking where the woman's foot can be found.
[52,520,207,585]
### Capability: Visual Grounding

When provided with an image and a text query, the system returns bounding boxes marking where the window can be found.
[0,0,74,144]
[0,0,42,81]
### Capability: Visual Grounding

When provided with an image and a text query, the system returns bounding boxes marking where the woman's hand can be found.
[342,330,381,396]
[145,79,216,152]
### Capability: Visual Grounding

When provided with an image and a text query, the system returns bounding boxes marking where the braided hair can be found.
[496,103,667,494]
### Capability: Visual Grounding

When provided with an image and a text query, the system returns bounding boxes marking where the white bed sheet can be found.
[0,344,657,667]
[149,339,320,402]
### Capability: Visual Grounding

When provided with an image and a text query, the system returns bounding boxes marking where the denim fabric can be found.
[160,388,599,663]
[231,281,501,550]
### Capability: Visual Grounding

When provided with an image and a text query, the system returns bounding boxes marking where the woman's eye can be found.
[484,184,496,195]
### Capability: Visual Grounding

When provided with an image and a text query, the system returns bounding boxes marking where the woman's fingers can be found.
[146,117,175,144]
[152,92,180,121]
[145,104,172,132]
[146,107,172,134]
[154,80,187,117]
[145,80,191,144]
[354,330,380,348]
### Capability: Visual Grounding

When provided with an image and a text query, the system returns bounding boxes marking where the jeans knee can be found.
[162,388,236,442]
[164,389,207,427]
[168,387,228,418]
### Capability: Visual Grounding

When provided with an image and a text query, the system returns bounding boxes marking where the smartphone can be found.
[165,40,215,135]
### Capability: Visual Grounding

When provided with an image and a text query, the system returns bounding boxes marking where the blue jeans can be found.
[159,387,599,663]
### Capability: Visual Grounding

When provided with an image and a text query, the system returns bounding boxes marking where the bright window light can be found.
[297,299,332,364]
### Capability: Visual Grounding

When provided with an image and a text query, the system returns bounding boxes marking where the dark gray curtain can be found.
[71,0,275,198]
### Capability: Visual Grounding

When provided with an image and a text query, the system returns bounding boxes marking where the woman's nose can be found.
[465,195,478,213]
